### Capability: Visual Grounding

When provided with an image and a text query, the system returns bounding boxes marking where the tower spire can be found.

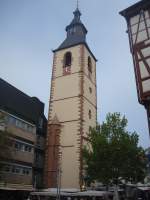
[53,0,88,52]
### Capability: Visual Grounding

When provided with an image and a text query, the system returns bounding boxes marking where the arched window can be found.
[88,56,92,73]
[64,52,72,67]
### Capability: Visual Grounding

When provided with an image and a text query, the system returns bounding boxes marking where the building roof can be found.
[53,8,97,61]
[120,0,150,20]
[0,78,45,125]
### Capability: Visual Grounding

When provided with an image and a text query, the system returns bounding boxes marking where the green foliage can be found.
[83,113,147,185]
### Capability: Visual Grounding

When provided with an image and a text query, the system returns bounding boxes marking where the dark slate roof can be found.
[0,78,45,125]
[53,40,97,62]
[56,35,85,51]
[120,0,150,20]
[53,8,97,61]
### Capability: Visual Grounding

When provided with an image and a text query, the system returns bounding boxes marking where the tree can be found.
[83,113,147,185]
[0,112,12,174]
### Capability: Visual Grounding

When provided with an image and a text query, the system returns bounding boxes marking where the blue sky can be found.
[0,0,149,148]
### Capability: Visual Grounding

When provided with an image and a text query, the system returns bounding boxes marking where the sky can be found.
[0,0,150,148]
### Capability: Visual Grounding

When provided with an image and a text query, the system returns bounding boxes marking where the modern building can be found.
[44,6,97,190]
[0,78,47,195]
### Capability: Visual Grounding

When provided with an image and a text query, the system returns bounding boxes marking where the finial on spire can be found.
[73,0,81,20]
[77,0,79,9]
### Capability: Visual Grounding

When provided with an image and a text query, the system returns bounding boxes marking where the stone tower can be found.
[45,7,97,190]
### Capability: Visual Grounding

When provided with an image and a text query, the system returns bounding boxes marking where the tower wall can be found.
[46,44,97,189]
[82,46,97,138]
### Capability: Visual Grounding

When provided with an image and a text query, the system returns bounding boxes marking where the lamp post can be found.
[120,0,150,137]
[56,151,62,200]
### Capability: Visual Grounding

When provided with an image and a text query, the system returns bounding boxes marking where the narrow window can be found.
[89,87,92,94]
[63,52,72,75]
[88,56,92,73]
[64,52,72,67]
[88,110,92,119]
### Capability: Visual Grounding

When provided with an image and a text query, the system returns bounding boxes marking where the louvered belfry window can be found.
[64,52,72,67]
[63,52,72,75]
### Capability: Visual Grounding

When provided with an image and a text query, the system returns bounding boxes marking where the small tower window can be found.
[63,52,72,75]
[89,87,92,94]
[64,52,72,67]
[88,56,92,73]
[88,110,92,119]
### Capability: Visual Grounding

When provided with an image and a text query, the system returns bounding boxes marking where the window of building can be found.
[22,168,30,175]
[15,167,21,174]
[88,56,92,79]
[63,52,72,75]
[15,141,23,151]
[8,116,16,125]
[2,163,31,176]
[89,87,92,94]
[12,166,21,174]
[27,125,31,132]
[14,141,32,152]
[16,120,22,128]
[23,123,28,130]
[3,165,11,172]
[7,115,35,134]
[25,145,32,152]
[64,52,72,67]
[88,110,92,119]
[12,167,15,173]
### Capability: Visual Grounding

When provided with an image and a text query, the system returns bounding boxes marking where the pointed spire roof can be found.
[65,7,87,33]
[53,7,87,51]
[70,7,81,24]
[53,6,97,61]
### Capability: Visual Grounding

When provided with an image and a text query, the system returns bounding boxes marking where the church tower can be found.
[45,6,97,190]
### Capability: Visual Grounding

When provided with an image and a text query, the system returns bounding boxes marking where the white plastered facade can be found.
[48,44,97,189]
